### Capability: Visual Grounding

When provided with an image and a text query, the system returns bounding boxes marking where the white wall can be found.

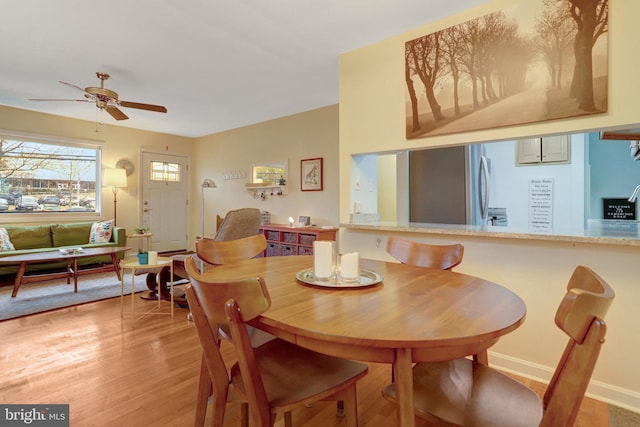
[483,135,586,233]
[350,154,378,215]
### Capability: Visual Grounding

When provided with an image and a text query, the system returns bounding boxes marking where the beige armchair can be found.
[145,208,262,302]
[213,208,261,241]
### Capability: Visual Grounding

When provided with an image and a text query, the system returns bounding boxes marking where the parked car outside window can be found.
[16,196,39,211]
[42,196,61,205]
[0,135,100,217]
[0,198,9,211]
[0,193,16,205]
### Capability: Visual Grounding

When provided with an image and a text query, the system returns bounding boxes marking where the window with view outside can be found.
[0,135,101,215]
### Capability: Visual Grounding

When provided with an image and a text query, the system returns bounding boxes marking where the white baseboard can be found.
[489,351,640,413]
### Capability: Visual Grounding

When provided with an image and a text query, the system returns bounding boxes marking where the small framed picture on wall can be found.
[300,157,323,191]
[298,216,311,226]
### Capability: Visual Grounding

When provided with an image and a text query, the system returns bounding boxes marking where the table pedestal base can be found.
[143,255,189,306]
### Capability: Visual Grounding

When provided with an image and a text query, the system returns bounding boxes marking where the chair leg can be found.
[195,361,211,427]
[473,349,489,365]
[240,403,249,427]
[283,411,293,427]
[210,394,227,427]
[340,386,359,427]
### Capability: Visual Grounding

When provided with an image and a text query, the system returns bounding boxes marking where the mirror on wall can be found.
[350,128,640,240]
[251,161,288,186]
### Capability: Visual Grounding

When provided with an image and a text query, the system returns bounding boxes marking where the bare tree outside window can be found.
[405,0,608,139]
[0,137,100,214]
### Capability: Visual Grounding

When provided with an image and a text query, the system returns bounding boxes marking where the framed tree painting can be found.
[404,0,609,140]
[300,157,323,191]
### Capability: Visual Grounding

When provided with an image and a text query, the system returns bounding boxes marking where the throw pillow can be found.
[0,227,15,251]
[89,220,113,243]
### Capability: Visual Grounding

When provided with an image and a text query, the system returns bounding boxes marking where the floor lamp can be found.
[103,168,127,226]
[201,178,217,238]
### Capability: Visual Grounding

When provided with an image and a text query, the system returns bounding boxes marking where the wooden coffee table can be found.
[0,246,131,297]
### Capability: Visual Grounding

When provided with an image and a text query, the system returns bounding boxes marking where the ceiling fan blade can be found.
[59,81,89,93]
[106,106,129,121]
[29,98,91,102]
[120,101,167,113]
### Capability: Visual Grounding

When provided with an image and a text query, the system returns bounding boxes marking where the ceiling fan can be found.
[30,72,167,121]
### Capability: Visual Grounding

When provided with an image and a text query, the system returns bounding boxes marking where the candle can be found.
[313,241,334,280]
[340,252,359,281]
[148,251,158,265]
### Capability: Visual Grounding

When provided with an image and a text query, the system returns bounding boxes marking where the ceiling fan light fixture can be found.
[30,71,167,121]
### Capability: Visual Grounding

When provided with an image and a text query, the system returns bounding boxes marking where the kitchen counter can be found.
[340,220,640,247]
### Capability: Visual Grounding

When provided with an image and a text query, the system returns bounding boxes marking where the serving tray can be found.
[295,268,383,288]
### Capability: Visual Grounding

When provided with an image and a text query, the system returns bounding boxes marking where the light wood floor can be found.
[0,292,610,426]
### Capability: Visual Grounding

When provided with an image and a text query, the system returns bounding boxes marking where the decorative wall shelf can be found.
[246,183,287,198]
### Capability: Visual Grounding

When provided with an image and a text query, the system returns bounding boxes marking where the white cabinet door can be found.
[542,134,570,163]
[516,138,542,164]
[517,135,569,165]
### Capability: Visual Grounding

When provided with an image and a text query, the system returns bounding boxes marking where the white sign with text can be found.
[529,178,553,233]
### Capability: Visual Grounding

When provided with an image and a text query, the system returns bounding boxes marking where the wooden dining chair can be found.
[382,265,615,427]
[196,233,267,271]
[185,266,369,427]
[385,236,482,365]
[386,235,464,270]
[189,233,266,318]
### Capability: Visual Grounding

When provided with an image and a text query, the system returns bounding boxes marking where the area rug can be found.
[0,272,148,321]
[609,405,640,427]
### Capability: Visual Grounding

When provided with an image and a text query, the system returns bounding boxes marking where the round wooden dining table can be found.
[200,255,527,427]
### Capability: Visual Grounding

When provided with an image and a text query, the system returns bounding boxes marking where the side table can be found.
[126,232,153,254]
[120,256,174,319]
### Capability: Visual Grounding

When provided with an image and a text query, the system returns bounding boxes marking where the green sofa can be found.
[0,222,127,276]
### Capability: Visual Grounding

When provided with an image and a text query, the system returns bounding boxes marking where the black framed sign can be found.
[603,198,636,220]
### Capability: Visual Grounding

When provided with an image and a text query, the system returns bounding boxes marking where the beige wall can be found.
[191,105,339,244]
[0,105,194,233]
[0,104,338,249]
[339,0,640,411]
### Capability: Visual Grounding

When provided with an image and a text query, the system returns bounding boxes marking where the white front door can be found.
[140,151,189,252]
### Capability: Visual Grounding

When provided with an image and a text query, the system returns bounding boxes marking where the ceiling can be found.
[0,0,487,138]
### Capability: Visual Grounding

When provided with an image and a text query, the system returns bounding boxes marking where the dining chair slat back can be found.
[541,265,615,426]
[196,234,266,270]
[382,264,615,427]
[185,260,369,427]
[386,236,464,270]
